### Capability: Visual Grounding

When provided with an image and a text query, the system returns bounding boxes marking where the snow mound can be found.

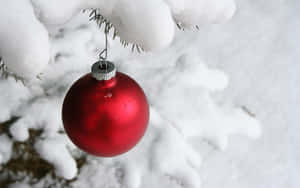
[35,136,77,180]
[0,78,31,122]
[0,0,50,79]
[0,0,236,78]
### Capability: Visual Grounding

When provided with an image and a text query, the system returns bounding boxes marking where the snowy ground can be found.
[0,0,298,187]
[160,1,298,187]
[194,1,298,187]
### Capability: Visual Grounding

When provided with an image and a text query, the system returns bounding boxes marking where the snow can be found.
[0,135,12,164]
[127,52,261,151]
[0,12,261,186]
[1,0,236,78]
[0,78,31,122]
[106,0,175,51]
[72,160,121,188]
[168,0,236,27]
[0,0,50,80]
[10,97,63,141]
[8,182,31,188]
[0,0,298,188]
[35,136,77,180]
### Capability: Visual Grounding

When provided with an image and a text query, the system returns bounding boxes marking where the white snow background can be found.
[0,0,298,187]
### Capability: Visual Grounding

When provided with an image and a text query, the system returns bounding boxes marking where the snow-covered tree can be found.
[0,1,261,188]
[0,0,236,79]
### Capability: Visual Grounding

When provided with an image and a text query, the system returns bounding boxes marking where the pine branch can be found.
[0,57,26,84]
[88,9,144,53]
[176,23,183,30]
[176,21,201,31]
[241,106,256,117]
[89,9,114,33]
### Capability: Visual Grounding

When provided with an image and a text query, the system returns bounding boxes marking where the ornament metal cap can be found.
[91,61,116,81]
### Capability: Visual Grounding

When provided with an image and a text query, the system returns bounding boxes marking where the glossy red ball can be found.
[62,72,149,157]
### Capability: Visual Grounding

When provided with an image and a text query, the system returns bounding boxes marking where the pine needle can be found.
[0,58,26,85]
[89,9,144,53]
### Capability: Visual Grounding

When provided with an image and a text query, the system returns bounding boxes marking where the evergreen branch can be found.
[176,21,201,31]
[0,57,26,84]
[89,9,143,53]
[176,23,182,30]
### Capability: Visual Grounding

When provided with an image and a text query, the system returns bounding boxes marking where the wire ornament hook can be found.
[98,24,110,71]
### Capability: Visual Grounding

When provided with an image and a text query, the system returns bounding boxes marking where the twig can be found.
[241,106,256,117]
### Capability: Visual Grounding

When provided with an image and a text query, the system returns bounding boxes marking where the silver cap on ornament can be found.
[91,61,116,81]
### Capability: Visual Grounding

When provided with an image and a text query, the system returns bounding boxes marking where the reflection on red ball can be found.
[62,72,149,157]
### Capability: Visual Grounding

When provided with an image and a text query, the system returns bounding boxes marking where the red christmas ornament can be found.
[62,61,149,157]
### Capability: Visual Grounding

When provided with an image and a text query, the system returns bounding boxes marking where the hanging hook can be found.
[98,24,110,71]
